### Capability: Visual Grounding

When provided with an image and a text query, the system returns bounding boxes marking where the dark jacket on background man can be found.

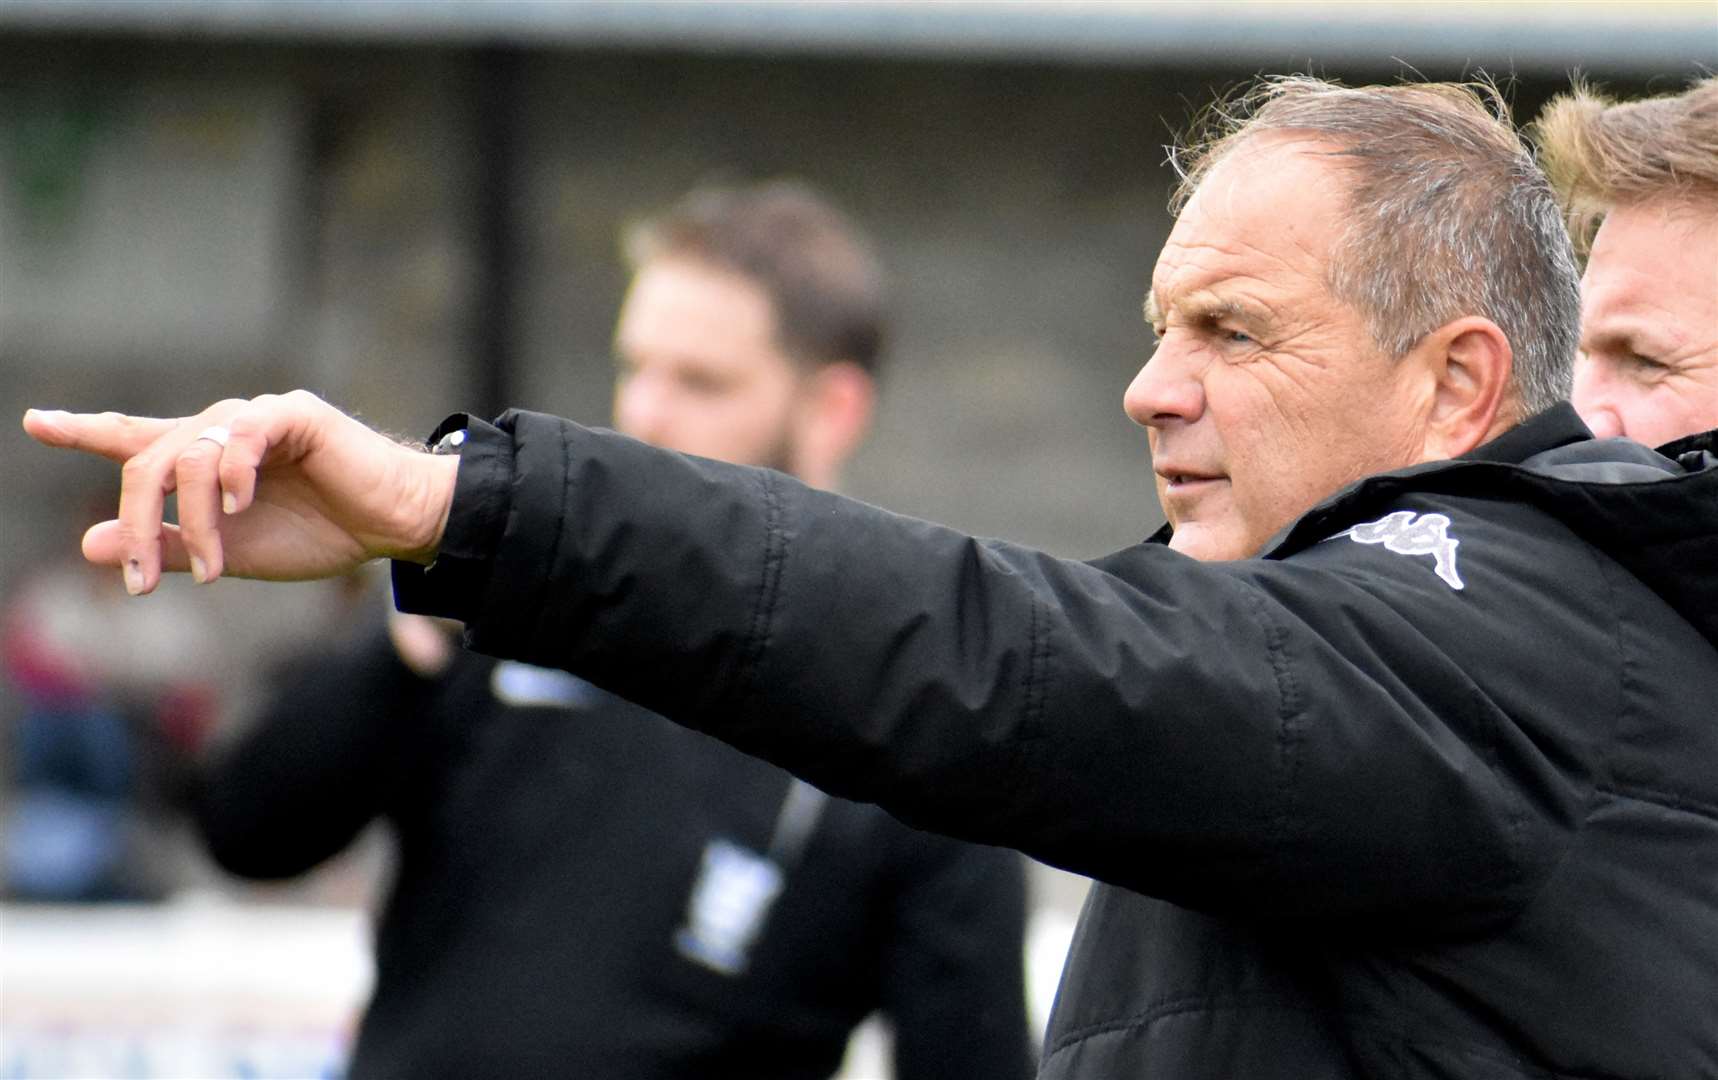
[195,626,1034,1080]
[397,403,1718,1079]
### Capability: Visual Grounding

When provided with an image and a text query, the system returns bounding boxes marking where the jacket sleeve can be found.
[879,835,1035,1080]
[193,620,438,879]
[399,411,1602,932]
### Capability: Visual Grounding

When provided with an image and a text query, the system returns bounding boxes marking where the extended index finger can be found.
[23,409,178,463]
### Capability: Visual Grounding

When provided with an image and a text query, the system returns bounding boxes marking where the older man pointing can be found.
[26,76,1718,1078]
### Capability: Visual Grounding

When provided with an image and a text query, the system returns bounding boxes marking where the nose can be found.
[613,370,672,444]
[1123,341,1206,430]
[1570,356,1624,440]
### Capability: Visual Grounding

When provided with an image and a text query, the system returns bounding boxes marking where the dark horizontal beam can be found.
[0,1,1712,75]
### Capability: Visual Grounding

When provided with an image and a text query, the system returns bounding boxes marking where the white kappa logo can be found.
[1332,511,1465,590]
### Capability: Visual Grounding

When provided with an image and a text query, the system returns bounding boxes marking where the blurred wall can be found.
[3,35,1674,595]
[0,42,1684,720]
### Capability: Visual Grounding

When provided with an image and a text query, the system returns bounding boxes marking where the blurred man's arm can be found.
[195,619,440,879]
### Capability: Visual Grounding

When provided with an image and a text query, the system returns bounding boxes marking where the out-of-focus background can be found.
[1,2,1711,1077]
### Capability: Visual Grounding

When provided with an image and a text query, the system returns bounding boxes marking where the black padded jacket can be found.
[397,404,1718,1079]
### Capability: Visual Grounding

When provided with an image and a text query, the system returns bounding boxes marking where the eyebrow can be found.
[1581,318,1678,359]
[1142,293,1162,327]
[1144,290,1253,329]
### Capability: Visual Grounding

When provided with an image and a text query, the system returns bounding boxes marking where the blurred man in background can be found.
[191,181,1034,1080]
[1536,75,1718,447]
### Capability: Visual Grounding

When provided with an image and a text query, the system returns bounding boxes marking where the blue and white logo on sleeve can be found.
[675,840,785,977]
[1332,510,1465,590]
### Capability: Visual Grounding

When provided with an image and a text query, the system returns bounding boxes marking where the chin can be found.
[1165,524,1248,563]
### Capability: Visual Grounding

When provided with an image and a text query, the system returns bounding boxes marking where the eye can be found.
[1605,350,1672,383]
[677,369,731,397]
[1225,329,1254,345]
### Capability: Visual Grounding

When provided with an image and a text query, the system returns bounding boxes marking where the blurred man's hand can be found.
[388,611,462,678]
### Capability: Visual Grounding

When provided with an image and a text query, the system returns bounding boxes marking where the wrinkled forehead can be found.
[1178,132,1353,218]
[1150,136,1354,308]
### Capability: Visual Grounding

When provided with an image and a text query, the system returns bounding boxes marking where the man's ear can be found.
[791,361,876,490]
[1413,316,1516,461]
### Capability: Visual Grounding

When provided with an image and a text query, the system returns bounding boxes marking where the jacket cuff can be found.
[391,412,513,622]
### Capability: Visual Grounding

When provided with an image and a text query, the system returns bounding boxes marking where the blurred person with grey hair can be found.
[26,75,1718,1078]
[188,181,1033,1080]
[1535,75,1718,449]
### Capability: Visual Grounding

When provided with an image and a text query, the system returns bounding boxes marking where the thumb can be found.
[84,519,192,576]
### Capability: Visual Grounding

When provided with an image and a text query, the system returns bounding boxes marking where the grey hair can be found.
[1170,75,1580,416]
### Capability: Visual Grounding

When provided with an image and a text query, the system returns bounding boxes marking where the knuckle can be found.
[177,443,220,473]
[177,466,225,501]
[118,520,161,544]
[120,455,155,483]
[218,465,251,494]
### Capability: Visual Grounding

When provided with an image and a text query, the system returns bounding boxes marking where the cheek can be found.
[713,388,797,456]
[704,398,767,449]
[1570,355,1605,396]
[1203,362,1391,544]
[1613,382,1661,421]
[1226,446,1310,543]
[1688,374,1718,426]
[1209,360,1354,465]
[1627,384,1715,447]
[1219,403,1363,539]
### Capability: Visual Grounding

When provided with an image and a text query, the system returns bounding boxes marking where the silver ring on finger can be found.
[194,425,231,449]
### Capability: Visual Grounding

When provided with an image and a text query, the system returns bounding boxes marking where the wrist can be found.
[391,412,507,623]
[399,452,460,565]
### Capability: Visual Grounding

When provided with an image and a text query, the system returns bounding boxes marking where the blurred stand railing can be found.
[0,895,1080,1080]
[0,897,370,1080]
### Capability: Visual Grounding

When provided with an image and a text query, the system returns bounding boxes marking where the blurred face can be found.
[1124,137,1431,561]
[613,256,804,471]
[1572,199,1718,448]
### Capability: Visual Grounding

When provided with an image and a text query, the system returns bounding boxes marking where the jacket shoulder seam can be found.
[1244,585,1306,863]
[736,468,787,703]
[1587,544,1628,798]
[1008,589,1051,793]
[1026,590,1048,737]
[540,420,575,648]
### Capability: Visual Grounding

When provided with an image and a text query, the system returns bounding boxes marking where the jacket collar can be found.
[1258,405,1610,558]
[1143,405,1718,648]
[1457,402,1591,465]
[1143,404,1598,551]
